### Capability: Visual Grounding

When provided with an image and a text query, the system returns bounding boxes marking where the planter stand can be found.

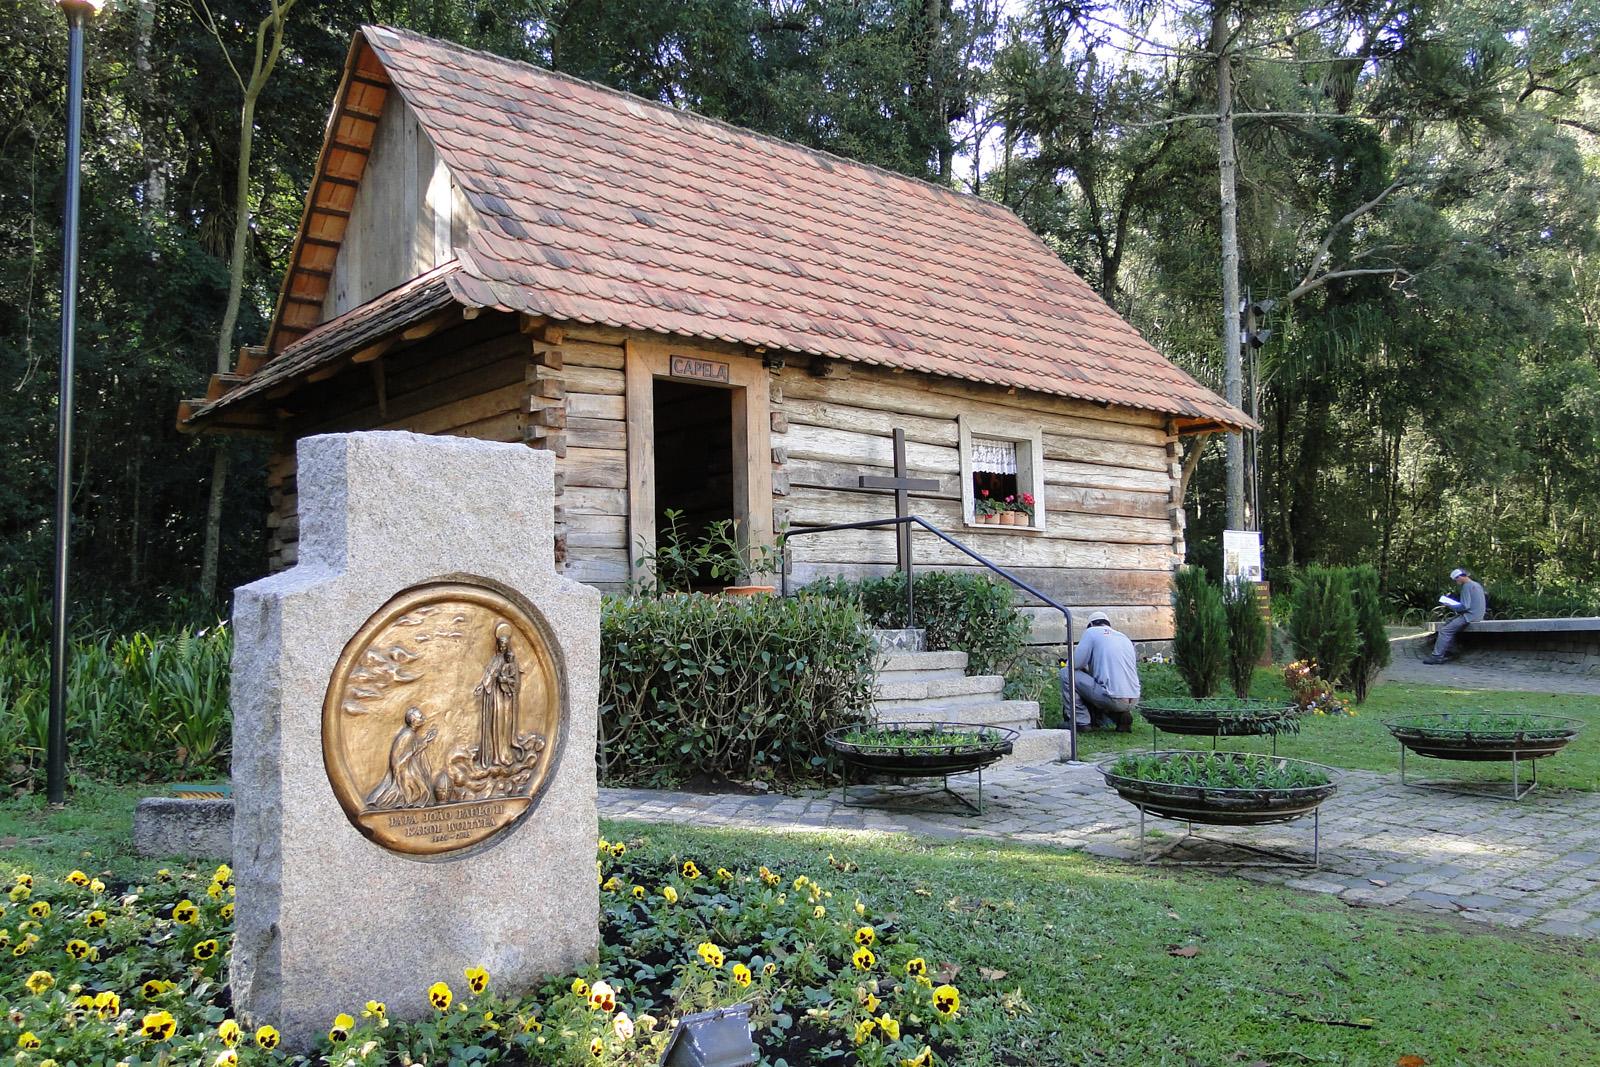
[839,767,990,816]
[825,723,1016,817]
[1134,805,1321,868]
[1397,742,1540,801]
[1139,700,1301,758]
[1387,714,1582,802]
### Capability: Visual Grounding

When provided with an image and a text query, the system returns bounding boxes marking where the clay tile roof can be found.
[302,26,1248,429]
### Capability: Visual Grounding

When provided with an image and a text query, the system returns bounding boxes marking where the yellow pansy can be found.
[66,870,89,887]
[141,978,173,999]
[220,902,234,921]
[28,901,51,919]
[193,938,221,961]
[214,1051,239,1067]
[696,942,725,968]
[571,977,590,997]
[680,860,701,880]
[86,910,108,928]
[17,1033,41,1050]
[66,939,92,960]
[855,926,875,946]
[731,963,752,987]
[588,980,616,1013]
[428,981,453,1011]
[89,878,105,894]
[933,984,961,1017]
[854,1018,877,1044]
[329,1012,354,1042]
[901,1047,934,1067]
[602,876,622,892]
[255,1024,281,1050]
[762,962,777,977]
[716,867,734,882]
[813,905,826,919]
[141,1010,178,1041]
[520,1013,542,1032]
[631,885,645,900]
[213,864,233,883]
[877,1014,901,1041]
[662,885,679,904]
[171,899,199,925]
[465,966,490,995]
[362,1001,386,1019]
[905,957,927,977]
[8,883,30,902]
[93,991,120,1019]
[852,946,875,971]
[26,969,54,994]
[218,1019,241,1047]
[589,1036,604,1058]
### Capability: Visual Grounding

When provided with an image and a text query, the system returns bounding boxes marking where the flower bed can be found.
[1100,751,1338,826]
[1,845,965,1065]
[1136,698,1301,738]
[1385,713,1584,762]
[826,724,1016,778]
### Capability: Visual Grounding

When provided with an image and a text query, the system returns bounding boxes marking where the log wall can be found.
[262,320,1189,645]
[771,362,1185,646]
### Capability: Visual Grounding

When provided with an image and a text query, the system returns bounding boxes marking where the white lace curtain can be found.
[971,437,1017,474]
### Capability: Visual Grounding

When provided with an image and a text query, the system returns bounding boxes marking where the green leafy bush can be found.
[1223,580,1268,698]
[599,593,876,787]
[1171,567,1227,698]
[0,625,231,786]
[805,571,1031,679]
[1288,566,1359,686]
[1347,564,1390,703]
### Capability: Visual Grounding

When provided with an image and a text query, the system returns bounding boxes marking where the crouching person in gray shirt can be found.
[1059,612,1141,730]
[1427,567,1487,663]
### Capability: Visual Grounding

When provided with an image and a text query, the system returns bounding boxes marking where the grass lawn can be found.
[4,787,1599,1066]
[1040,664,1600,791]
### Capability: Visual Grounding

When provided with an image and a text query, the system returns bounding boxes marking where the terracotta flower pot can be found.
[722,585,776,597]
[1000,511,1019,525]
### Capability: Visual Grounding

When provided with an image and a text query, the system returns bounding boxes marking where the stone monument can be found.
[229,431,600,1048]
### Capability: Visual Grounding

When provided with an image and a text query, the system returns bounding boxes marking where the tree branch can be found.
[1293,176,1409,296]
[1284,267,1412,303]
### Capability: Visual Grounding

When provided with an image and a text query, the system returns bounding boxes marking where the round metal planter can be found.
[825,723,1017,778]
[1385,713,1583,763]
[1099,751,1338,827]
[1138,698,1301,738]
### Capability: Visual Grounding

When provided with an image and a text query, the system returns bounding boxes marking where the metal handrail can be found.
[779,515,1079,761]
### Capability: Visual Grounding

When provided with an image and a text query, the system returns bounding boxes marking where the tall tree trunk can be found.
[198,0,299,602]
[1212,5,1245,530]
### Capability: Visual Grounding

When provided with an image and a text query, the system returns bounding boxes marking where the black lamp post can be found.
[48,0,108,806]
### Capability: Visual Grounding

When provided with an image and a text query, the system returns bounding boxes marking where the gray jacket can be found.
[1455,579,1487,623]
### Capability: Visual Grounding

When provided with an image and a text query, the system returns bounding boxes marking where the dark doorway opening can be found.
[653,379,734,582]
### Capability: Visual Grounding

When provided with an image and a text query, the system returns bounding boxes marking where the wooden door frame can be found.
[624,338,772,583]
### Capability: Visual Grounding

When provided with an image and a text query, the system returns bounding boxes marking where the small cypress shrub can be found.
[1223,579,1268,698]
[1288,566,1359,686]
[1348,564,1390,702]
[1172,566,1228,698]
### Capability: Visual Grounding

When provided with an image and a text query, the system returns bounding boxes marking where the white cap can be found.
[1087,611,1111,626]
[1449,568,1467,579]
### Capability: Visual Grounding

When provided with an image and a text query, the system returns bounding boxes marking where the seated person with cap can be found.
[1427,567,1487,664]
[1060,611,1140,731]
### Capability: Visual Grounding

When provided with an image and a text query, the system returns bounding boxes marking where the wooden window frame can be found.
[957,414,1046,533]
[623,338,773,583]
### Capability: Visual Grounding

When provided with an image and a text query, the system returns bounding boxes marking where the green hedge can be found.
[804,571,1031,679]
[599,592,877,787]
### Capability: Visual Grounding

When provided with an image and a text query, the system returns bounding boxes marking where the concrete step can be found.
[996,728,1072,767]
[878,650,969,674]
[876,699,1040,731]
[873,674,1006,706]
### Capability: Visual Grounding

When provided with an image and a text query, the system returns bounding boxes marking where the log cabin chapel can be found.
[178,25,1248,655]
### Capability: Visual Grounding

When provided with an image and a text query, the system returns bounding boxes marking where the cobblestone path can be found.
[600,761,1600,940]
[1382,631,1600,695]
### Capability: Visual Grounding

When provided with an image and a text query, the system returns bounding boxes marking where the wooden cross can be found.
[859,428,940,575]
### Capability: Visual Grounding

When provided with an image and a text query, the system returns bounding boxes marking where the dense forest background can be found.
[2,0,1597,625]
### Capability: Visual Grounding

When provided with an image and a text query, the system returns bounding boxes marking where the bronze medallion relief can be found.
[323,580,563,856]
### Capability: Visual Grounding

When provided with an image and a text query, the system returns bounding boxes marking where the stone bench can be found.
[1429,617,1600,674]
